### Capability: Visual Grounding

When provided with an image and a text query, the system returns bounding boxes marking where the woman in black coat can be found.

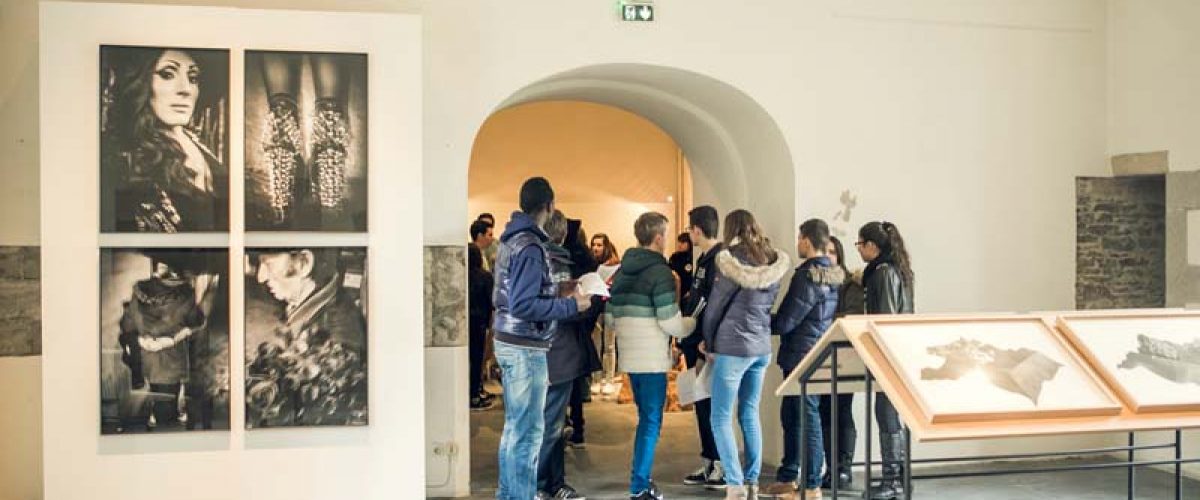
[856,221,915,500]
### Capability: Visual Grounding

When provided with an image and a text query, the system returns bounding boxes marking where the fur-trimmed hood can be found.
[715,247,791,290]
[804,259,846,287]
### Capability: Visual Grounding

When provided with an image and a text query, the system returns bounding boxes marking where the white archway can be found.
[494,63,797,249]
[450,63,799,494]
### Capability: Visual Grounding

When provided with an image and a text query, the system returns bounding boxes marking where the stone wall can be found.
[424,245,467,347]
[0,246,40,356]
[1076,176,1166,309]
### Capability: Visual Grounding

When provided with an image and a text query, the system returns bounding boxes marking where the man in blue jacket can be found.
[763,218,845,500]
[492,177,593,500]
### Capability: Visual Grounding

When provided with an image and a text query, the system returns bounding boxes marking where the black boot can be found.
[868,433,906,500]
[836,450,854,489]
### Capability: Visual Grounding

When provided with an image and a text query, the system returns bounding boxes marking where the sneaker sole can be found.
[682,478,707,486]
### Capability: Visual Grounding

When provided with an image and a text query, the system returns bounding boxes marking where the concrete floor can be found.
[462,397,1198,499]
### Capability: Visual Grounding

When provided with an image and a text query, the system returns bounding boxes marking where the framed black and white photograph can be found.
[244,247,368,428]
[100,248,230,434]
[244,51,369,232]
[100,46,230,233]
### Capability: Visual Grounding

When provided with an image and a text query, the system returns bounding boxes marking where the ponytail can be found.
[859,221,914,288]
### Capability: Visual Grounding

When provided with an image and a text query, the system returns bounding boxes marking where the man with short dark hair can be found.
[679,205,727,490]
[606,211,696,500]
[493,177,593,500]
[477,213,498,270]
[470,219,496,272]
[763,218,845,500]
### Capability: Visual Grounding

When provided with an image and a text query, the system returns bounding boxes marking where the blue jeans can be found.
[710,353,771,486]
[779,394,824,488]
[537,381,572,493]
[629,372,668,494]
[494,340,549,500]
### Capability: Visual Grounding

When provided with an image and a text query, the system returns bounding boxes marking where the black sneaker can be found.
[470,395,494,411]
[548,485,586,499]
[704,460,727,490]
[566,432,586,449]
[683,459,711,485]
[630,482,663,500]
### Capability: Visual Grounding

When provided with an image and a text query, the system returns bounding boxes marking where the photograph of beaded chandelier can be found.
[244,50,368,232]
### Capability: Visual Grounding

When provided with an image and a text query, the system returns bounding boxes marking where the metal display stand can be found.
[793,339,1198,499]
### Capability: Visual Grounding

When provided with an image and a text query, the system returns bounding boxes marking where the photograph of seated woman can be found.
[100,46,229,233]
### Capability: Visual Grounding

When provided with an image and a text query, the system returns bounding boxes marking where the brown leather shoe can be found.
[759,482,798,498]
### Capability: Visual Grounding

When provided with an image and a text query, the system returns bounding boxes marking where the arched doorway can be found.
[448,63,797,497]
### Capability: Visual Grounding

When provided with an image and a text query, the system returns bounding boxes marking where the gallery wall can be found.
[3,1,1200,498]
[38,4,423,500]
[468,101,689,255]
[1108,0,1200,172]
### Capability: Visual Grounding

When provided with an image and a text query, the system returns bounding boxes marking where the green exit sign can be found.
[621,2,654,22]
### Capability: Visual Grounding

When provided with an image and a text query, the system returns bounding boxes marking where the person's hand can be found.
[573,289,593,312]
[173,327,194,343]
[697,341,707,355]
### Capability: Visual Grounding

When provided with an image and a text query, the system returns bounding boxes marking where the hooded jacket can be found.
[545,242,604,385]
[678,242,724,365]
[771,255,845,373]
[605,247,697,373]
[701,245,791,358]
[491,211,577,348]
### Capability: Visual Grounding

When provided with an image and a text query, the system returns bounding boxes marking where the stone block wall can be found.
[424,245,467,347]
[1076,176,1166,309]
[0,246,41,356]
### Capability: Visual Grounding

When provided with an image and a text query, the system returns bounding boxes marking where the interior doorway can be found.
[455,63,797,498]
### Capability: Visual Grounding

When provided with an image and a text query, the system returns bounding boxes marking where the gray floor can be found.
[461,396,1198,499]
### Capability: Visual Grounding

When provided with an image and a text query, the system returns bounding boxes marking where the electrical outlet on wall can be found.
[432,441,459,457]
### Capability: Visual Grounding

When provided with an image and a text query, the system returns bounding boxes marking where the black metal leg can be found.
[831,346,840,498]
[864,370,873,500]
[1175,429,1183,500]
[1127,432,1136,500]
[801,373,808,495]
[904,428,912,500]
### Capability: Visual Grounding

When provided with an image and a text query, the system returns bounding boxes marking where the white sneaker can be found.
[706,460,727,490]
[590,382,601,394]
[601,382,616,395]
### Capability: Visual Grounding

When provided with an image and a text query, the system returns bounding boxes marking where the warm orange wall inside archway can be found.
[468,101,692,254]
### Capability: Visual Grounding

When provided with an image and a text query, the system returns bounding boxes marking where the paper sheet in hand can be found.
[677,360,713,405]
[578,272,611,297]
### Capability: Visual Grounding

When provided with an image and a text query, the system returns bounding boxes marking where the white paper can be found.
[578,272,611,297]
[678,360,713,405]
[596,264,621,282]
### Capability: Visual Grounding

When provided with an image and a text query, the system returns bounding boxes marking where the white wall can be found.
[1108,0,1200,475]
[39,4,424,499]
[1109,0,1200,171]
[0,357,42,500]
[10,0,1200,497]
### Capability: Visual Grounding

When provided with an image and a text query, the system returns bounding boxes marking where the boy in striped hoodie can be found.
[605,211,697,500]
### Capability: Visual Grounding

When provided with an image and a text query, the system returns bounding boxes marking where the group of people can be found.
[483,177,914,500]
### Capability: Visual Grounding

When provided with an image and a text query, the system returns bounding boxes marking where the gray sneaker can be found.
[549,485,586,499]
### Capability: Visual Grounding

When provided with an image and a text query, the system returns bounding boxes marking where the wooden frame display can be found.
[868,316,1121,424]
[1057,311,1200,414]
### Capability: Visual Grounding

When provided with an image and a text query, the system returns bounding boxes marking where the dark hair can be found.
[592,233,619,264]
[519,177,555,215]
[677,232,692,245]
[545,209,568,244]
[477,213,495,225]
[829,236,848,275]
[688,205,719,239]
[723,209,776,266]
[859,221,914,287]
[469,220,491,242]
[799,218,831,251]
[101,47,223,192]
[634,212,669,246]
